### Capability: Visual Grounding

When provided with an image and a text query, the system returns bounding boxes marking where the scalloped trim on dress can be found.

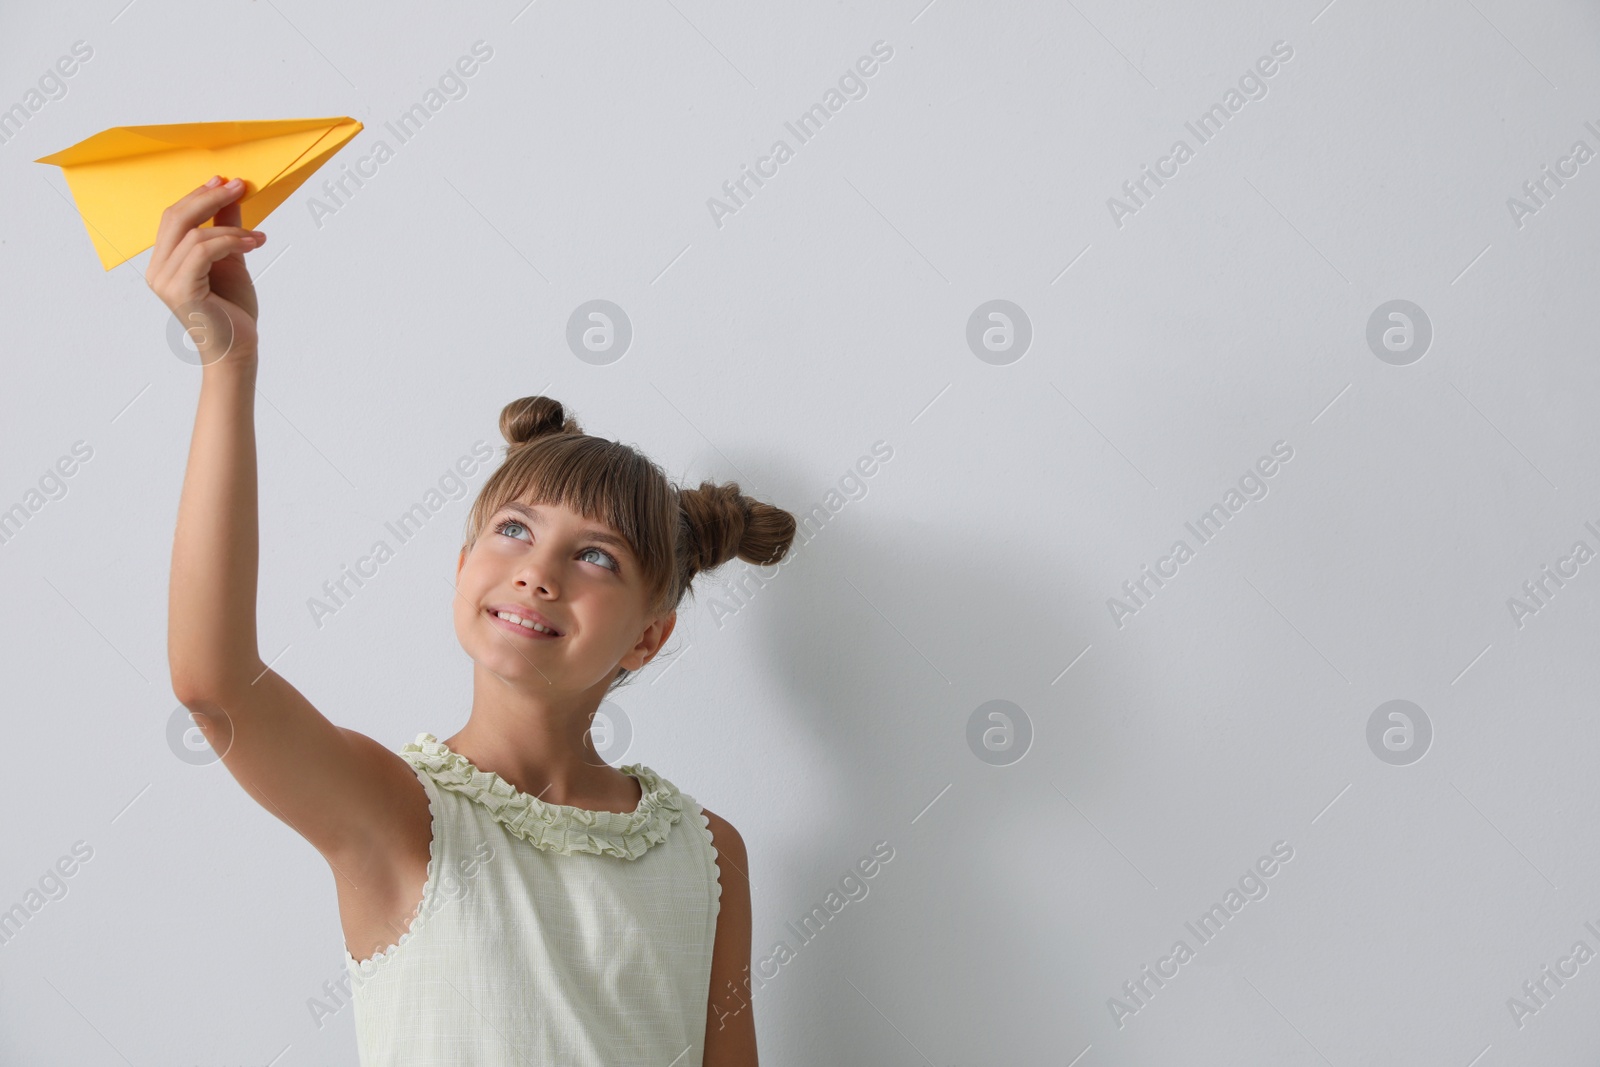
[399,733,685,861]
[692,802,724,921]
[344,762,441,979]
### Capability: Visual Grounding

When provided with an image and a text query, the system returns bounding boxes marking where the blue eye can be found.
[579,546,620,573]
[493,517,529,540]
[493,516,621,574]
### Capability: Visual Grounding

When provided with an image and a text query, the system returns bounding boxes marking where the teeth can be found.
[494,610,557,635]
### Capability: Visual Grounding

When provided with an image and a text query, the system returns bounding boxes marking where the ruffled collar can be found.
[401,733,684,860]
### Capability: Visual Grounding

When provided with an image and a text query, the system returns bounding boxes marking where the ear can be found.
[457,544,468,579]
[622,610,677,671]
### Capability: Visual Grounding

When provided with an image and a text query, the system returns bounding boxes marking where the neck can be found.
[443,662,634,808]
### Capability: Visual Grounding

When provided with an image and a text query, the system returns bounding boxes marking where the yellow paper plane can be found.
[36,116,364,270]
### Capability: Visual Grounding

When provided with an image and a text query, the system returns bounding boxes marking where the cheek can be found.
[450,599,473,640]
[452,566,487,623]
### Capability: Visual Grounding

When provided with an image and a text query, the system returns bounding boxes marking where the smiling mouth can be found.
[486,608,561,639]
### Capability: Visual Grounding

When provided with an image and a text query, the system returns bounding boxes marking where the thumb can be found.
[213,183,245,230]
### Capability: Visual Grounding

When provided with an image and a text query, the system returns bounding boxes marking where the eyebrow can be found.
[498,501,635,558]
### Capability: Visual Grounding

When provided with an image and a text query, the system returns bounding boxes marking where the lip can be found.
[485,604,564,638]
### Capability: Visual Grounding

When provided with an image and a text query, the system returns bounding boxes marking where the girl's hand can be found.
[145,176,267,366]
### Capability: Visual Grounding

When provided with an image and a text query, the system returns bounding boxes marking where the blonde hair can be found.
[461,396,797,684]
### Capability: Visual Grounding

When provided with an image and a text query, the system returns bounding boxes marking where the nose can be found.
[514,544,559,597]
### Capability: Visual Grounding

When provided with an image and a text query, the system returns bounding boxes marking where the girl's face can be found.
[454,497,675,694]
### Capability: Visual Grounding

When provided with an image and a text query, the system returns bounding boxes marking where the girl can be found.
[153,175,795,1065]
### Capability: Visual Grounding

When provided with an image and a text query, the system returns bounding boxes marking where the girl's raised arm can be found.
[156,179,429,897]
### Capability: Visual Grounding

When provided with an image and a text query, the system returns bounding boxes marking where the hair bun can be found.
[680,480,796,573]
[499,396,583,451]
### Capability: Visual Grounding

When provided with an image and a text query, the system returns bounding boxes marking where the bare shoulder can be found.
[699,807,758,1063]
[328,728,433,903]
[173,663,431,963]
[700,808,749,874]
[336,728,433,848]
[328,728,434,963]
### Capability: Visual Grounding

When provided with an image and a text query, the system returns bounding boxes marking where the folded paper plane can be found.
[36,117,363,270]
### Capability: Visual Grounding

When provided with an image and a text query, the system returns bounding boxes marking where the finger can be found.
[176,225,260,252]
[176,231,257,285]
[187,229,260,272]
[151,178,242,273]
[150,226,262,293]
[151,177,251,270]
[188,227,261,265]
[213,194,242,231]
[158,230,258,305]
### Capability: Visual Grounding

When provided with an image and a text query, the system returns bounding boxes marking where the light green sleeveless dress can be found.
[344,733,722,1065]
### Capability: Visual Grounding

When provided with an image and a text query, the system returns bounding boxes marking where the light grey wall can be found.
[4,0,1600,1063]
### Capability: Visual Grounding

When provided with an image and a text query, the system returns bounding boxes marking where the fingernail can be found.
[205,175,222,188]
[226,178,243,189]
